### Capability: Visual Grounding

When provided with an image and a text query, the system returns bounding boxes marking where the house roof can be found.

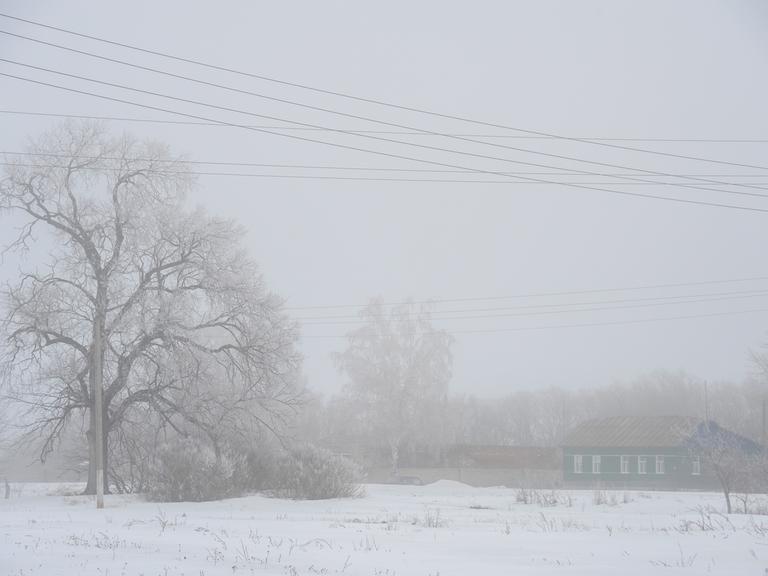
[562,416,702,448]
[445,445,560,469]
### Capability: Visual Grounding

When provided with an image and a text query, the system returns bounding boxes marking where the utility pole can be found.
[93,305,104,509]
[703,381,710,422]
[560,399,566,445]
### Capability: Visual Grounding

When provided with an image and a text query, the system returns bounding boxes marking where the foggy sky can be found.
[1,1,768,397]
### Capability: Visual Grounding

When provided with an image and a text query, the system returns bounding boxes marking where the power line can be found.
[4,149,768,178]
[2,63,768,208]
[5,57,768,202]
[297,291,768,325]
[2,28,767,182]
[2,109,767,144]
[3,71,768,214]
[6,161,768,188]
[302,307,768,339]
[2,12,766,171]
[293,287,768,321]
[284,275,768,310]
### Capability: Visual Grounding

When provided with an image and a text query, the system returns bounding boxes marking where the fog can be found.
[1,1,767,398]
[2,3,768,573]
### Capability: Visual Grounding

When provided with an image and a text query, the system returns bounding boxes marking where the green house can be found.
[562,416,718,489]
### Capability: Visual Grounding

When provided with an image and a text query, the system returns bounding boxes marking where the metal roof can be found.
[562,416,702,448]
[445,445,560,469]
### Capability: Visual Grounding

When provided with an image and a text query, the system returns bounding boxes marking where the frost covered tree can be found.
[0,123,301,495]
[336,299,452,476]
[687,421,763,514]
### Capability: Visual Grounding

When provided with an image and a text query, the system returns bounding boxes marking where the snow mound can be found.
[422,479,473,490]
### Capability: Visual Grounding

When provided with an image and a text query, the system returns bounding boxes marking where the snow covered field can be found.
[1,481,766,575]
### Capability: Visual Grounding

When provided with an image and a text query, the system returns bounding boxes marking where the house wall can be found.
[562,447,716,489]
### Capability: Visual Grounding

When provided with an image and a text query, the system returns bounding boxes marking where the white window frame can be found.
[592,455,601,474]
[620,455,630,474]
[691,456,701,476]
[638,456,647,475]
[573,454,583,474]
[656,455,665,475]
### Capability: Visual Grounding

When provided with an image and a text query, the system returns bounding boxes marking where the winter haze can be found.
[1,1,768,396]
[2,2,768,575]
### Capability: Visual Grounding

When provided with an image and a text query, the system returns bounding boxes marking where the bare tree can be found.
[687,421,762,514]
[336,299,452,477]
[0,122,301,495]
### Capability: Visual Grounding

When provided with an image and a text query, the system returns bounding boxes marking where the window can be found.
[638,456,647,475]
[620,455,630,474]
[691,456,701,476]
[592,455,601,474]
[573,454,583,474]
[656,456,665,475]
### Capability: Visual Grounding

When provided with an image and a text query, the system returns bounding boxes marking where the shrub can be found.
[145,437,245,502]
[593,489,618,506]
[237,443,280,492]
[273,444,363,500]
[418,507,448,528]
[514,488,571,507]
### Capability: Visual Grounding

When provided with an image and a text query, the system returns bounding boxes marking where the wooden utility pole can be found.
[93,309,104,509]
[560,399,566,445]
[704,380,710,422]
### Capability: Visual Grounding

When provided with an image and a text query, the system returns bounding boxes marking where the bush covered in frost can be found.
[232,441,281,492]
[145,437,245,502]
[273,444,363,500]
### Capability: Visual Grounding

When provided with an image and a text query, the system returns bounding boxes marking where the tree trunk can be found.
[724,489,732,514]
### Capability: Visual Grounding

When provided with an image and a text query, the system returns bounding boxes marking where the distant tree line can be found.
[299,370,768,467]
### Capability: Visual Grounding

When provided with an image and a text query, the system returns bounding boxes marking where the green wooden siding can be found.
[562,447,709,488]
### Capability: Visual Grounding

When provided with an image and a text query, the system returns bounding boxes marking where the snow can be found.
[1,482,766,575]
[422,479,473,490]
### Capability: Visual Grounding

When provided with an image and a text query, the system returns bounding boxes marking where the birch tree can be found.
[336,299,452,476]
[0,122,301,494]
